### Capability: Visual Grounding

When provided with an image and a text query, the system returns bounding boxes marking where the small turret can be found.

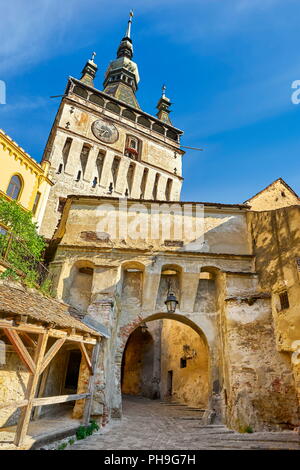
[80,52,98,87]
[156,85,172,125]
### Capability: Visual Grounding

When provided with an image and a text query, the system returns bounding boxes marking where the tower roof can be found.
[80,52,98,87]
[103,11,140,108]
[156,85,173,125]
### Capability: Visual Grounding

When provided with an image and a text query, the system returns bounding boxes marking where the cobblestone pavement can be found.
[68,396,300,450]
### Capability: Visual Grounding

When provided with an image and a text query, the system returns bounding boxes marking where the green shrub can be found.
[0,197,47,286]
[76,426,87,440]
[75,421,100,441]
[57,442,67,450]
[244,425,254,433]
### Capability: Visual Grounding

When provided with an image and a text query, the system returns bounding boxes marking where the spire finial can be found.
[91,51,96,62]
[162,84,166,98]
[125,10,134,38]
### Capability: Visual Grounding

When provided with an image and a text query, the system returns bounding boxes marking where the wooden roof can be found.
[0,281,100,337]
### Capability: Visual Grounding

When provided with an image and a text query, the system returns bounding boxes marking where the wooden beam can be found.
[0,321,98,344]
[39,337,66,375]
[3,328,36,374]
[32,393,90,406]
[79,342,93,374]
[20,332,37,349]
[82,340,101,426]
[14,332,48,447]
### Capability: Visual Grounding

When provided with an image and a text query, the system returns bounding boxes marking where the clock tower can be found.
[40,12,184,239]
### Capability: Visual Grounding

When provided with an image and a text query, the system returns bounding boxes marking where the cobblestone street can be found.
[68,396,300,450]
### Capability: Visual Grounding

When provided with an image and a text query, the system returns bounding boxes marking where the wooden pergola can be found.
[0,283,102,449]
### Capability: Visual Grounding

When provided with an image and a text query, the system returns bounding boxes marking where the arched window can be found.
[6,175,22,200]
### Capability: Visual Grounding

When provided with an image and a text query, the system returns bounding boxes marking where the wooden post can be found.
[14,332,48,447]
[32,366,50,421]
[82,340,101,426]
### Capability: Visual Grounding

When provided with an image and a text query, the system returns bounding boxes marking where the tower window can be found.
[76,170,81,181]
[57,163,63,174]
[62,137,72,167]
[125,135,140,160]
[165,178,173,201]
[112,157,120,187]
[140,168,148,199]
[279,291,289,310]
[153,173,160,199]
[92,177,98,188]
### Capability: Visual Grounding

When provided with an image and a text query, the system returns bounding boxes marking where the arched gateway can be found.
[120,314,211,410]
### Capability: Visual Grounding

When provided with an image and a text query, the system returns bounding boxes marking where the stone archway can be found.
[117,313,212,414]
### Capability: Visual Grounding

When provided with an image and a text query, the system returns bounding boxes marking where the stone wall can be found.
[160,319,209,407]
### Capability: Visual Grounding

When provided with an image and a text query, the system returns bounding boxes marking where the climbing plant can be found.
[0,197,47,287]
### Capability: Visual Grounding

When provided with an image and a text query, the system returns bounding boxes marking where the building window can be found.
[180,358,187,369]
[80,144,91,177]
[32,192,41,216]
[6,175,22,200]
[279,291,289,310]
[125,135,141,161]
[57,163,63,174]
[165,178,173,201]
[62,137,72,168]
[112,157,120,187]
[76,170,81,182]
[153,173,160,199]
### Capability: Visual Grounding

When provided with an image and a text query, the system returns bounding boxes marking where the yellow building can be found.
[0,129,53,230]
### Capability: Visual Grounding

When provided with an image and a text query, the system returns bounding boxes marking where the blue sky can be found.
[1,0,300,203]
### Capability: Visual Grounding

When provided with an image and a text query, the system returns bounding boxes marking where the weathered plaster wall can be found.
[0,341,30,427]
[224,297,299,430]
[246,179,300,212]
[248,206,300,350]
[54,198,251,256]
[160,319,209,407]
[46,197,300,431]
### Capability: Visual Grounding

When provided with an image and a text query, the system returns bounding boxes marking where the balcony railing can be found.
[0,227,49,287]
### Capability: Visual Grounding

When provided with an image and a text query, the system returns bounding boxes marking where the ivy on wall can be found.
[0,197,47,288]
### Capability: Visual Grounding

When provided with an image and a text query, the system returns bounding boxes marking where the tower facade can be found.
[40,13,184,239]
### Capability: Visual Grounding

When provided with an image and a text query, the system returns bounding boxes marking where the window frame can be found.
[6,174,23,201]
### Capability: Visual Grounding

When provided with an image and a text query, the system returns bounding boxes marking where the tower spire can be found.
[117,10,134,59]
[125,10,134,39]
[103,11,140,108]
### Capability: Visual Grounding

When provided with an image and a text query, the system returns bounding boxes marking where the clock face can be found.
[91,118,119,144]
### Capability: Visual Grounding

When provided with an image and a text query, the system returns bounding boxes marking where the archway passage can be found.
[121,326,156,399]
[121,318,210,409]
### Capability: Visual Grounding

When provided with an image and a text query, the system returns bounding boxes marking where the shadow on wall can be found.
[121,326,155,399]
